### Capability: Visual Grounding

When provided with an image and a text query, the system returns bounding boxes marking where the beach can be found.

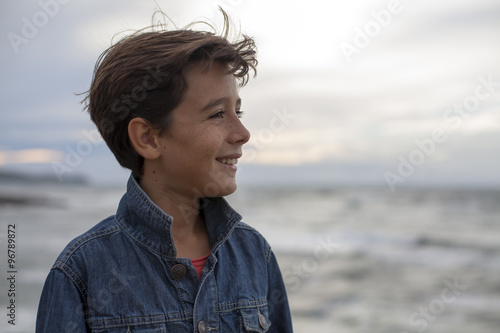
[0,181,499,332]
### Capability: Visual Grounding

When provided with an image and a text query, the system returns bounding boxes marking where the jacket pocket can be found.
[89,314,179,333]
[239,306,270,332]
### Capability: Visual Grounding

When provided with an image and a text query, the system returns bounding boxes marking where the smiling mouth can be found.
[215,158,238,165]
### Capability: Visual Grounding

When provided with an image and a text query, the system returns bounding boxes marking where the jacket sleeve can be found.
[36,268,87,333]
[266,249,293,332]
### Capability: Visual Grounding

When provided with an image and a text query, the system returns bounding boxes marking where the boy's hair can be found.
[83,11,257,178]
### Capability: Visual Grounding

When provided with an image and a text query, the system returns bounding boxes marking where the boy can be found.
[36,11,293,332]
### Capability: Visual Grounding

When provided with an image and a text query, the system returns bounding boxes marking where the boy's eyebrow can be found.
[200,97,241,112]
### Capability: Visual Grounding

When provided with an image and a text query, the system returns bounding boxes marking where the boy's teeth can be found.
[218,158,237,165]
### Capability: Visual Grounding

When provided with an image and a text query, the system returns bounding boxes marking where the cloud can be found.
[0,149,63,166]
[0,0,499,186]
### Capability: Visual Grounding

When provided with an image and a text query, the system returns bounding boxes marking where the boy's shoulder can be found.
[53,215,121,267]
[232,220,273,261]
[234,220,267,241]
[234,220,258,232]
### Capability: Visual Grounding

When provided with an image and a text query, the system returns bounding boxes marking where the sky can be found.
[1,0,499,189]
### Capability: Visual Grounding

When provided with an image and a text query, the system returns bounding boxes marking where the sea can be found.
[0,180,499,332]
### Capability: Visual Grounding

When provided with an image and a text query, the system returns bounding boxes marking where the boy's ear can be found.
[128,118,162,160]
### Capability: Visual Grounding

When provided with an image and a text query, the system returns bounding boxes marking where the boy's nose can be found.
[230,118,250,145]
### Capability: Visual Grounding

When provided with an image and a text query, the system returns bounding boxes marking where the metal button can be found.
[170,264,186,280]
[198,320,208,333]
[258,313,268,329]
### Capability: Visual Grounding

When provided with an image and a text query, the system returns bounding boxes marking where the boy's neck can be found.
[138,176,211,259]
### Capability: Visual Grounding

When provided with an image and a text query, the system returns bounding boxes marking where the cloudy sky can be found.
[1,0,499,188]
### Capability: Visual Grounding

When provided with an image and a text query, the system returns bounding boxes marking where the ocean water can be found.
[0,181,499,332]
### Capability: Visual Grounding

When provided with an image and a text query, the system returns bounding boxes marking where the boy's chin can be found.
[201,180,238,198]
[221,184,237,197]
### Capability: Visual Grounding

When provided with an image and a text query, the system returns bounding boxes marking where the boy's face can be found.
[155,61,250,198]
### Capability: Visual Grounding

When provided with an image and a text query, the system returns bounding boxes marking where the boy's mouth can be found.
[216,158,238,165]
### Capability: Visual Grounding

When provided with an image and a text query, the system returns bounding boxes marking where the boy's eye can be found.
[208,110,244,119]
[209,111,225,119]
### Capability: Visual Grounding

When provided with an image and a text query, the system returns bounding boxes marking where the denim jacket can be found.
[36,176,293,332]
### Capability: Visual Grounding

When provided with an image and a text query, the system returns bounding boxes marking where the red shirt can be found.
[192,253,210,278]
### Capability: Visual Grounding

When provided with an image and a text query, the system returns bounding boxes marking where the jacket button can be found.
[197,320,208,333]
[170,264,186,280]
[258,313,268,329]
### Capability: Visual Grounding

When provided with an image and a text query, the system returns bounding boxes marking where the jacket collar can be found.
[115,175,242,259]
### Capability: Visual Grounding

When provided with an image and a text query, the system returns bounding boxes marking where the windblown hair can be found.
[83,11,257,178]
